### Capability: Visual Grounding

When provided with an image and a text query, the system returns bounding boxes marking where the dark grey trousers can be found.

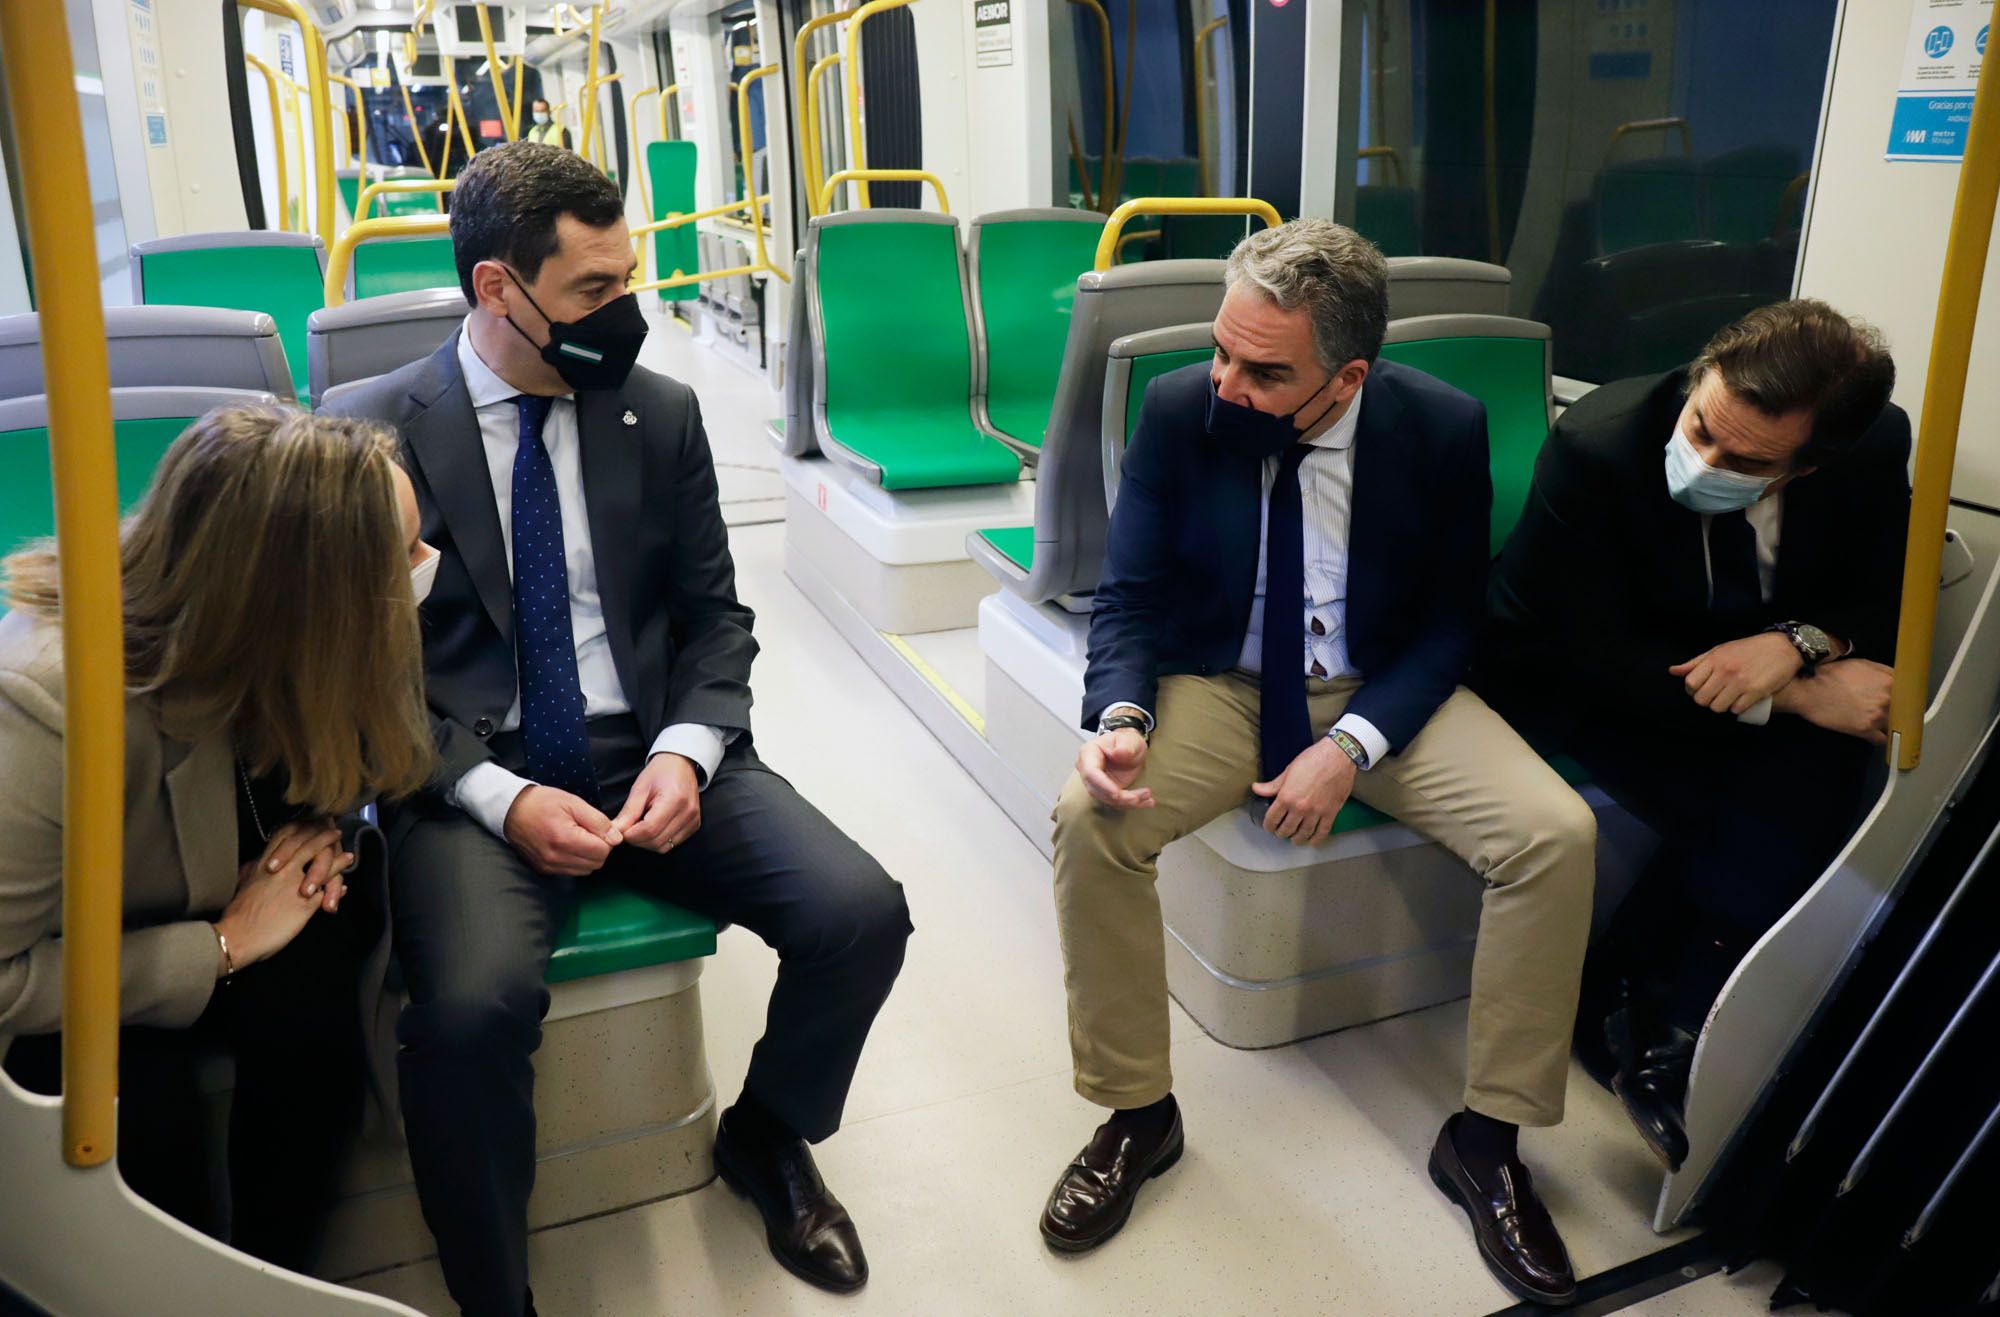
[387,717,911,1317]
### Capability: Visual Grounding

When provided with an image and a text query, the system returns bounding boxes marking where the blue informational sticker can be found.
[1887,0,1994,162]
[145,113,168,147]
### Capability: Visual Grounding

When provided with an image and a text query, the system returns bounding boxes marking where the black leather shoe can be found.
[1612,1026,1695,1171]
[1040,1101,1184,1253]
[713,1110,869,1294]
[1429,1115,1578,1307]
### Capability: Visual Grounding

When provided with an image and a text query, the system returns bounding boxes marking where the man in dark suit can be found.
[1479,300,1908,1172]
[327,142,910,1316]
[1041,219,1595,1307]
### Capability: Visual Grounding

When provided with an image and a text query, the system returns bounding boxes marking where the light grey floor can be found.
[347,313,1794,1317]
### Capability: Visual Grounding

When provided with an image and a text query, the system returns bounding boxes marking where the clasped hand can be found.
[504,753,703,877]
[1671,632,1891,745]
[1252,739,1357,847]
[1669,632,1800,715]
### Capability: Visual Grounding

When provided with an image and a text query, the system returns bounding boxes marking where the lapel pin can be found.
[622,409,638,427]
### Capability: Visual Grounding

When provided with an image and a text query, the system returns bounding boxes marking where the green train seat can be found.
[806,210,1021,490]
[130,231,326,404]
[0,387,281,559]
[348,235,460,301]
[547,884,718,985]
[967,209,1103,459]
[0,306,293,402]
[1378,312,1553,553]
[646,140,700,304]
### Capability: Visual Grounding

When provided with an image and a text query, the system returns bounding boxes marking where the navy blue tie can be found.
[1708,509,1763,621]
[510,395,598,803]
[1258,444,1314,780]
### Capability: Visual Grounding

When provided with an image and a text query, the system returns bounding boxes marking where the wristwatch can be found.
[1098,712,1151,741]
[1770,621,1835,675]
[1327,728,1371,770]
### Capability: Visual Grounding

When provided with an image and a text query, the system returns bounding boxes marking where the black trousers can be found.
[1480,670,1878,1030]
[388,717,911,1317]
[2,901,373,1274]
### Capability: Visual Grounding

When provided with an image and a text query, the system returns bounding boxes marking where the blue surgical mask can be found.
[534,112,551,126]
[1663,425,1774,514]
[1203,371,1337,460]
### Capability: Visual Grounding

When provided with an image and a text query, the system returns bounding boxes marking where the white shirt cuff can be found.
[1097,703,1155,734]
[1737,696,1774,727]
[447,761,535,839]
[1331,713,1390,770]
[649,723,733,790]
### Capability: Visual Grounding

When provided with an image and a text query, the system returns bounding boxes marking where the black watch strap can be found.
[1099,713,1150,740]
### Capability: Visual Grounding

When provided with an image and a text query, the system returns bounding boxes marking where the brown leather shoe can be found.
[714,1112,869,1294]
[1428,1114,1577,1307]
[1040,1101,1184,1253]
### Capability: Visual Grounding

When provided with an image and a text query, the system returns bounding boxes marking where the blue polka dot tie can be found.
[511,394,599,804]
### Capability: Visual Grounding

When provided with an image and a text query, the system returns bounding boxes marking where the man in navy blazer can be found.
[1038,219,1596,1308]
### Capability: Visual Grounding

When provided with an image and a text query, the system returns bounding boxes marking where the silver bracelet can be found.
[213,924,235,980]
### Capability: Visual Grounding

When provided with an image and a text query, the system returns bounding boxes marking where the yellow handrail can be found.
[443,56,477,156]
[581,71,626,165]
[329,99,350,169]
[1605,115,1692,163]
[845,0,922,207]
[1066,0,1115,212]
[630,195,766,239]
[474,3,517,141]
[238,0,336,245]
[737,64,789,282]
[580,2,605,165]
[657,83,676,142]
[1193,13,1228,197]
[281,74,308,233]
[634,86,664,218]
[1889,52,1999,770]
[821,167,950,215]
[805,53,844,218]
[393,58,443,193]
[1114,227,1161,261]
[794,7,859,217]
[244,53,289,231]
[324,213,450,305]
[356,176,456,222]
[329,72,368,173]
[1358,144,1405,185]
[1093,195,1279,271]
[630,261,764,295]
[0,0,126,1170]
[511,57,527,139]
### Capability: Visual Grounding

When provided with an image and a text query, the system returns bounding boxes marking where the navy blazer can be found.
[1083,358,1492,755]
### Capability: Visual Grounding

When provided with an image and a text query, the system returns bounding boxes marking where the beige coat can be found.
[0,611,237,1037]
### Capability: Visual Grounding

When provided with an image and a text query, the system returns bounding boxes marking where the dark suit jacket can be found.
[1083,358,1492,755]
[325,332,757,796]
[1482,366,1912,738]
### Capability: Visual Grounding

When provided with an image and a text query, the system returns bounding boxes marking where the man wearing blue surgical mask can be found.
[1043,218,1597,1307]
[1480,300,1908,1177]
[327,142,908,1315]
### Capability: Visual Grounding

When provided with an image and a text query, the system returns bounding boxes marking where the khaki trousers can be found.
[1052,673,1595,1127]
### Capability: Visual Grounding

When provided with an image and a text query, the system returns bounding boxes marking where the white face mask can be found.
[533,112,551,126]
[410,543,440,605]
[1663,425,1776,515]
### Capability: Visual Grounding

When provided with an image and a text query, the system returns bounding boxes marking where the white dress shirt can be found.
[447,324,730,836]
[1103,387,1389,769]
[1699,491,1785,726]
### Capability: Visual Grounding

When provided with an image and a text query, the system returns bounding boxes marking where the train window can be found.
[1340,0,1838,383]
[1049,0,1251,261]
[721,4,771,226]
[63,0,133,306]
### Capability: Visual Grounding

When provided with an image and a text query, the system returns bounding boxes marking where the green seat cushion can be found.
[978,525,1034,572]
[1120,348,1213,445]
[546,883,718,984]
[138,245,324,404]
[816,221,1020,490]
[353,236,460,300]
[647,141,699,305]
[0,417,193,555]
[976,220,1100,448]
[1378,335,1549,553]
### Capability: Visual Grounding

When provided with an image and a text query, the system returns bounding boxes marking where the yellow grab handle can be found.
[736,65,790,283]
[805,54,845,219]
[820,168,951,216]
[794,8,859,216]
[325,213,451,306]
[355,176,456,223]
[0,0,127,1170]
[1093,196,1280,270]
[1889,50,2000,769]
[329,73,368,174]
[630,196,766,240]
[244,54,289,231]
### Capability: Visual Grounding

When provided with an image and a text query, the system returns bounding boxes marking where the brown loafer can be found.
[714,1113,869,1294]
[1428,1115,1578,1307]
[1040,1101,1184,1253]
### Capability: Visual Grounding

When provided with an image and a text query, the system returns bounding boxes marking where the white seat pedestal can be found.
[979,590,1650,1050]
[781,453,1033,634]
[312,960,716,1281]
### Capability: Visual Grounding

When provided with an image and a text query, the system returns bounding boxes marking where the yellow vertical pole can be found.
[793,9,858,217]
[511,57,527,139]
[1888,53,2000,769]
[281,74,308,231]
[238,0,337,245]
[244,53,289,231]
[806,54,843,217]
[580,2,605,164]
[738,64,790,282]
[474,4,517,140]
[330,73,368,173]
[444,57,477,156]
[0,0,127,1170]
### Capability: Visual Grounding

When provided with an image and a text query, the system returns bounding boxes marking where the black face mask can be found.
[1203,370,1338,460]
[501,265,649,392]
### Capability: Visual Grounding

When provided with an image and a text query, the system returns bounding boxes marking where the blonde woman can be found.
[0,407,437,1273]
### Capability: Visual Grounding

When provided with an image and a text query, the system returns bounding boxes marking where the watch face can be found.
[1796,623,1832,661]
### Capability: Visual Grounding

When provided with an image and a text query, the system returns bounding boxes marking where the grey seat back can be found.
[779,250,817,457]
[1385,256,1512,317]
[0,386,283,435]
[306,287,469,405]
[1019,259,1228,604]
[0,306,293,401]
